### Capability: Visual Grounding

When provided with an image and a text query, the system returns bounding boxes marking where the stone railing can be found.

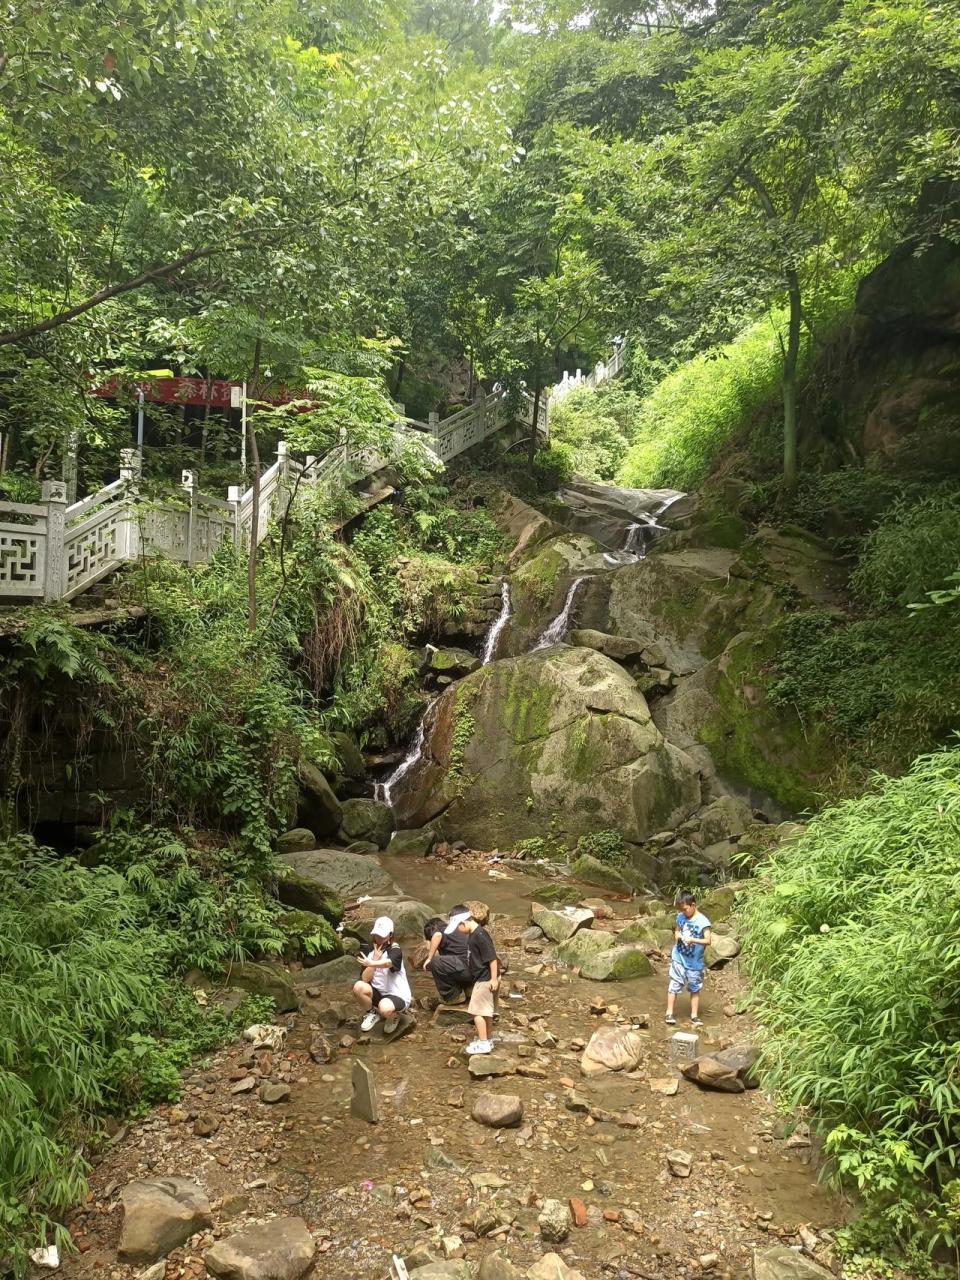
[550,339,627,404]
[0,343,622,603]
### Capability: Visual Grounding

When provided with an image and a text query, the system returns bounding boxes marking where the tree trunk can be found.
[527,378,542,471]
[782,269,802,495]
[247,326,264,632]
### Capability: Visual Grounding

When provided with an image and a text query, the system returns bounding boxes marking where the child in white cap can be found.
[351,915,413,1036]
[446,902,499,1055]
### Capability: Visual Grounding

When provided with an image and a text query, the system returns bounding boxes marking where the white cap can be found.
[370,916,394,937]
[444,910,472,935]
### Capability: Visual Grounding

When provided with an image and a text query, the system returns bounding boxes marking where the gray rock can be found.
[471,1093,524,1128]
[347,895,434,940]
[468,1054,515,1079]
[280,848,396,899]
[339,798,393,849]
[667,1149,693,1177]
[295,955,360,986]
[714,1041,760,1087]
[118,1178,212,1264]
[530,903,594,942]
[556,929,617,967]
[351,1059,380,1123]
[693,794,753,845]
[276,828,316,855]
[427,646,482,678]
[330,731,367,783]
[537,1199,570,1245]
[478,1250,522,1280]
[203,1217,315,1280]
[392,647,700,845]
[296,761,342,837]
[706,933,742,967]
[752,1245,835,1280]
[569,853,634,894]
[344,840,380,854]
[386,827,438,855]
[258,1082,290,1104]
[409,1265,473,1280]
[219,963,297,1012]
[567,629,647,662]
[579,945,653,982]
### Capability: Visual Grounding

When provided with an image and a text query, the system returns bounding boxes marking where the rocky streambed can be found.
[56,855,844,1280]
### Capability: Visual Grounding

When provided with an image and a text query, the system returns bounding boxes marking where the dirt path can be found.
[59,861,844,1280]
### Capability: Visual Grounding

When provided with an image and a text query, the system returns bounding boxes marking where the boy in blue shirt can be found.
[665,892,712,1028]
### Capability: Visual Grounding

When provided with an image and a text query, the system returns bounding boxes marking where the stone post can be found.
[41,480,67,602]
[227,485,242,548]
[119,448,142,560]
[181,469,198,565]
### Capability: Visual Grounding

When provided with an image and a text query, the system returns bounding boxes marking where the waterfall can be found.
[374,698,436,809]
[532,576,587,650]
[481,580,512,665]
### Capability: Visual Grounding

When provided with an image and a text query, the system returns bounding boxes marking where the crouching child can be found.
[352,915,412,1036]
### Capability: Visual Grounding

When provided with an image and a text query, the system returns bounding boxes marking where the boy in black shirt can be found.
[446,900,499,1055]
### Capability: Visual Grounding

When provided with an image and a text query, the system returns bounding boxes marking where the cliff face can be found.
[807,235,960,475]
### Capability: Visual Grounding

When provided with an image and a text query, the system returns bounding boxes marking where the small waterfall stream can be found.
[481,580,512,665]
[376,578,514,811]
[374,698,437,808]
[531,575,588,650]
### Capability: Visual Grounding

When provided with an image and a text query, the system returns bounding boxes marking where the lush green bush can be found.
[0,836,272,1270]
[617,312,787,490]
[768,605,960,771]
[738,746,960,1261]
[548,382,644,482]
[744,467,916,547]
[852,493,960,609]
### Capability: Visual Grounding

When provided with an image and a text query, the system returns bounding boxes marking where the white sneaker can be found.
[382,1015,399,1035]
[360,1010,379,1032]
[465,1039,494,1055]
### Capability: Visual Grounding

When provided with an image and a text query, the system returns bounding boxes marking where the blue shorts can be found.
[668,957,704,995]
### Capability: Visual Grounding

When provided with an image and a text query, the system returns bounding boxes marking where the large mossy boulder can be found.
[296,762,342,837]
[556,929,617,967]
[276,870,343,922]
[346,896,434,940]
[390,647,700,849]
[601,546,778,676]
[339,798,393,849]
[569,853,635,894]
[579,945,653,981]
[220,962,298,1012]
[280,848,396,900]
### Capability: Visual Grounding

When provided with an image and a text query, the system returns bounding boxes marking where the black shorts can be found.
[371,990,408,1013]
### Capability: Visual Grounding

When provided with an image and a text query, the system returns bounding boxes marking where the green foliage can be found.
[617,313,789,490]
[447,690,477,781]
[852,494,960,609]
[549,381,643,481]
[738,745,960,1257]
[574,828,626,866]
[0,835,275,1271]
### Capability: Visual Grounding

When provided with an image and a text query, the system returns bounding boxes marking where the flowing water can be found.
[374,700,436,809]
[481,580,512,665]
[531,575,588,650]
